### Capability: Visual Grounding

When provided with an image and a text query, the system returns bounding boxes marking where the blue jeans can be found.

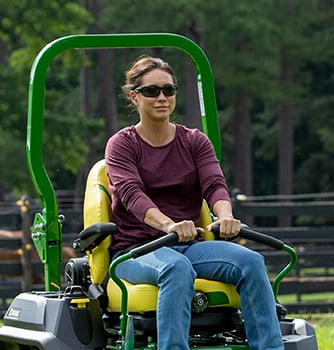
[115,240,284,350]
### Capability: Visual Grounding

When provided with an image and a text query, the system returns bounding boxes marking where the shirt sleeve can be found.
[190,129,231,209]
[104,129,158,222]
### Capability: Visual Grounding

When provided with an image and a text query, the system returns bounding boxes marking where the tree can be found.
[1,0,334,205]
[272,1,334,225]
[101,0,204,128]
[0,0,92,196]
[197,0,279,195]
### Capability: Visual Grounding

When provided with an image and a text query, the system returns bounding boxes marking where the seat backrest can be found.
[84,159,112,227]
[83,159,113,284]
[83,159,214,283]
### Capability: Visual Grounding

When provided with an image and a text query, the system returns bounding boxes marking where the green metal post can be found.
[272,244,298,299]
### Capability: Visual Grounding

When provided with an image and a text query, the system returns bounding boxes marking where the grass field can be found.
[279,291,334,304]
[293,313,334,350]
[278,291,334,348]
[315,315,334,350]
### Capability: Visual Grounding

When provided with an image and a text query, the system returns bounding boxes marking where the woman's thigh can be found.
[184,240,265,285]
[115,246,196,285]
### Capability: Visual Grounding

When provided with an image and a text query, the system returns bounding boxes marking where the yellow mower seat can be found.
[83,160,240,313]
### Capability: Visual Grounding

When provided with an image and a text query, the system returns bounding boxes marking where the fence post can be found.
[17,196,33,291]
[231,188,253,226]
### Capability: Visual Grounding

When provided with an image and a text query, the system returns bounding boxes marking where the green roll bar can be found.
[27,33,221,290]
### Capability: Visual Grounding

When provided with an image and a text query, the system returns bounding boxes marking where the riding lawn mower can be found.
[0,33,318,349]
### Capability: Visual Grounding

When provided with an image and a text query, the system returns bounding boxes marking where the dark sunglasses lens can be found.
[162,85,177,96]
[141,86,160,97]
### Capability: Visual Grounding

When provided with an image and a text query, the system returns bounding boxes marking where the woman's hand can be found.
[207,217,241,240]
[210,200,241,240]
[167,220,202,242]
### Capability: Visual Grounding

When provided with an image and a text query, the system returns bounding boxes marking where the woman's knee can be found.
[239,249,270,284]
[240,248,266,272]
[244,248,265,265]
[159,254,196,285]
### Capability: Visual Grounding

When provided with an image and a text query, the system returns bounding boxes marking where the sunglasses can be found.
[133,84,177,98]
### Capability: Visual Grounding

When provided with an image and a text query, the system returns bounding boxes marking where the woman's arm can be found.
[190,131,240,239]
[105,130,158,221]
[144,207,199,242]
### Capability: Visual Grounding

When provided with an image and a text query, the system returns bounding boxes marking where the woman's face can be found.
[130,68,176,123]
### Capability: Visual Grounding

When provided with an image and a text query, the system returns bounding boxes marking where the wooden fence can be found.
[233,190,334,314]
[0,197,81,317]
[0,192,334,316]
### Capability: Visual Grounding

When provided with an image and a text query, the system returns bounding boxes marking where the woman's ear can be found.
[129,91,137,104]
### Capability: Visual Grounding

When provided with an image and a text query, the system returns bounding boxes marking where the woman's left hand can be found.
[207,217,241,240]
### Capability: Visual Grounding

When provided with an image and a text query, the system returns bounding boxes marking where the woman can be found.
[105,56,283,350]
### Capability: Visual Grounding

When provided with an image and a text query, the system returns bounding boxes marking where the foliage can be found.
[0,0,334,202]
[0,0,92,196]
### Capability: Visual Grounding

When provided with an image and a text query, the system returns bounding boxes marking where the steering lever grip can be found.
[130,228,202,258]
[211,224,284,251]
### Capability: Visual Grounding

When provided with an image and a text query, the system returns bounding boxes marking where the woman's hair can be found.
[121,56,177,108]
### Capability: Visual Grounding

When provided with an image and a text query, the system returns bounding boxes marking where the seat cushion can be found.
[107,278,240,312]
[107,279,159,312]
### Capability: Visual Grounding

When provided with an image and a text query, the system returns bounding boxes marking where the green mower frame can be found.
[0,33,318,350]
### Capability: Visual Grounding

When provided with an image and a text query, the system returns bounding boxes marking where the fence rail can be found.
[233,191,334,314]
[0,197,81,317]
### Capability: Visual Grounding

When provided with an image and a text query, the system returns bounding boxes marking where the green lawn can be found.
[279,291,334,304]
[278,290,334,349]
[296,313,334,350]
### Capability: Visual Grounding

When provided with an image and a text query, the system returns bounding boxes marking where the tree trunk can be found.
[0,39,6,65]
[74,0,118,201]
[278,101,293,195]
[184,21,202,129]
[278,48,294,226]
[184,59,201,129]
[73,63,94,203]
[232,87,252,196]
[96,49,118,136]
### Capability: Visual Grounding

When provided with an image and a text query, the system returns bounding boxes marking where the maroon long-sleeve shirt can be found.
[105,124,230,252]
